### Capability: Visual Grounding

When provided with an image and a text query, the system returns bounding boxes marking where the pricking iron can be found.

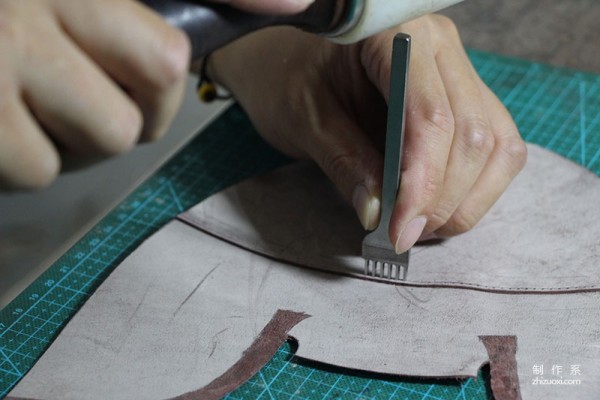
[362,33,410,281]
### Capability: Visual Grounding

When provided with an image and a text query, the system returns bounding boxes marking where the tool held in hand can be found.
[140,0,463,62]
[362,33,410,281]
[139,0,445,277]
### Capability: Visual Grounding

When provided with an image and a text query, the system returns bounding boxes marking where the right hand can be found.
[209,17,526,251]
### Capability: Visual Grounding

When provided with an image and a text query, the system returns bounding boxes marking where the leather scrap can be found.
[171,309,309,400]
[480,336,521,400]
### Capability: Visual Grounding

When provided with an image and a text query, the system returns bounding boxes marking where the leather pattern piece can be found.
[10,144,600,400]
[181,144,600,293]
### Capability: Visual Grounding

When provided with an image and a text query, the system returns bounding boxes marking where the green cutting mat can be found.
[1,49,600,399]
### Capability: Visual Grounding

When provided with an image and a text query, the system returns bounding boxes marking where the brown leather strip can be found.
[480,335,521,400]
[169,309,310,400]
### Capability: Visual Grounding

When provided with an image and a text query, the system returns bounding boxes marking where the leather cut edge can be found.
[169,309,310,400]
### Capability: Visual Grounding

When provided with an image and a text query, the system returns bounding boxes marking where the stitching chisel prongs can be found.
[361,33,410,281]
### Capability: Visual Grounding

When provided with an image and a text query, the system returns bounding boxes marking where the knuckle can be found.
[29,156,60,189]
[429,203,454,228]
[446,208,480,235]
[423,100,454,133]
[98,106,143,156]
[412,100,455,141]
[431,14,460,39]
[319,145,365,199]
[459,116,495,156]
[153,27,190,90]
[16,149,60,190]
[501,136,528,173]
[360,32,394,95]
[323,150,355,186]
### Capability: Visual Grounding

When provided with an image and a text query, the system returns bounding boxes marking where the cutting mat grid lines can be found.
[225,342,490,400]
[1,50,599,399]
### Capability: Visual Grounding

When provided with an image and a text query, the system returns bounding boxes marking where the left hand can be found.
[209,14,527,253]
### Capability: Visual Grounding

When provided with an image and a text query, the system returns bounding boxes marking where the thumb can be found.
[306,116,384,231]
[213,0,315,14]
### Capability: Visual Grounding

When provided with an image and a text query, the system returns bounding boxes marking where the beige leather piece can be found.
[182,144,600,293]
[11,144,600,399]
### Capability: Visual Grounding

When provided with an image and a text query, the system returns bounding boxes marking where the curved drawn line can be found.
[178,215,600,295]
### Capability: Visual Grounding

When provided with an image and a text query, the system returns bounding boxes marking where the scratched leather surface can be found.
[11,144,600,399]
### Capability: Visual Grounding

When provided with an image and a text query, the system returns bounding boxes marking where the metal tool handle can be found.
[139,0,349,62]
[378,33,410,238]
[361,33,410,281]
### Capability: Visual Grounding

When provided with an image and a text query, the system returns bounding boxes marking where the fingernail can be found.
[395,216,427,254]
[352,184,381,230]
